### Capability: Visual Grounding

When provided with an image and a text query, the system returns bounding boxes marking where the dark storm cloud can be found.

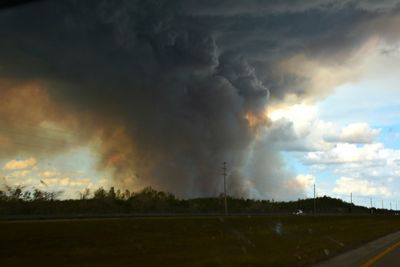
[182,0,400,17]
[0,0,399,198]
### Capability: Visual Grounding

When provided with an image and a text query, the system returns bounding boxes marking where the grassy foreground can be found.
[1,216,400,267]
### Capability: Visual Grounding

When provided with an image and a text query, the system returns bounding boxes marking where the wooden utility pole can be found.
[222,162,228,216]
[349,192,353,213]
[313,184,316,215]
[370,197,373,214]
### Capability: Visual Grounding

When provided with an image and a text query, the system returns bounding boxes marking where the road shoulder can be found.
[314,231,400,267]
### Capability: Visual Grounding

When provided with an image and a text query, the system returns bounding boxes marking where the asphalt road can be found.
[314,231,400,267]
[368,242,400,267]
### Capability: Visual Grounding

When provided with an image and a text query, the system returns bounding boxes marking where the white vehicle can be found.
[293,209,304,215]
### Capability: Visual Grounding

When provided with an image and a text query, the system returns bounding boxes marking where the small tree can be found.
[93,187,107,199]
[45,191,63,201]
[33,189,44,201]
[0,190,6,201]
[79,188,91,200]
[107,187,116,200]
[4,185,25,201]
[123,189,131,200]
[22,191,32,201]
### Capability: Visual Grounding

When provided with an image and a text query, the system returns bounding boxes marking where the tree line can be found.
[0,185,393,218]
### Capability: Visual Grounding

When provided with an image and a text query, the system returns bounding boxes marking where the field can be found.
[1,215,400,267]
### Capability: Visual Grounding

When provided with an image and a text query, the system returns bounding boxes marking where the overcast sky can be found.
[1,0,400,205]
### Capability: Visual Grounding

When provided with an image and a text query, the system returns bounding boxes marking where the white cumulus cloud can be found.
[324,123,380,144]
[303,143,394,165]
[333,176,392,197]
[267,104,381,153]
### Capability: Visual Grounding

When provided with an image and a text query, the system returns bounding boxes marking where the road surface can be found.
[365,241,400,267]
[314,231,400,267]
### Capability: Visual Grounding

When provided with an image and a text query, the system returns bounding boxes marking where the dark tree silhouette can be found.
[0,184,391,218]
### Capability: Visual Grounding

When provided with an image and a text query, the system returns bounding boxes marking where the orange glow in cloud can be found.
[245,111,268,128]
[0,80,57,125]
[106,153,127,168]
[0,80,143,192]
[0,79,101,158]
[99,127,136,173]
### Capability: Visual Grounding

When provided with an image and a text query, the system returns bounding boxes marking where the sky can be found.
[1,0,400,204]
[275,46,400,207]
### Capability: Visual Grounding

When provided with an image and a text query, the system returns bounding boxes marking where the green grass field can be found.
[1,215,400,267]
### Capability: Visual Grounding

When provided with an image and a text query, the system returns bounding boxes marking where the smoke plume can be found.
[1,0,400,198]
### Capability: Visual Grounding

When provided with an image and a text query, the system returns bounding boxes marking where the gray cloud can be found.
[0,0,399,199]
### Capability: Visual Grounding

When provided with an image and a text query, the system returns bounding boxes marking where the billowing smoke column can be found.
[0,0,399,198]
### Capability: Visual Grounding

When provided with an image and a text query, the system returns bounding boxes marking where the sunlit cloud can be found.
[3,158,37,171]
[10,170,31,178]
[287,174,316,191]
[333,176,392,197]
[41,170,60,178]
[41,177,91,188]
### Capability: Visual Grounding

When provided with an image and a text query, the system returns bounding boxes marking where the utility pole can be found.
[349,192,353,213]
[370,197,373,214]
[382,199,384,210]
[222,162,228,216]
[390,202,392,210]
[313,184,316,215]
